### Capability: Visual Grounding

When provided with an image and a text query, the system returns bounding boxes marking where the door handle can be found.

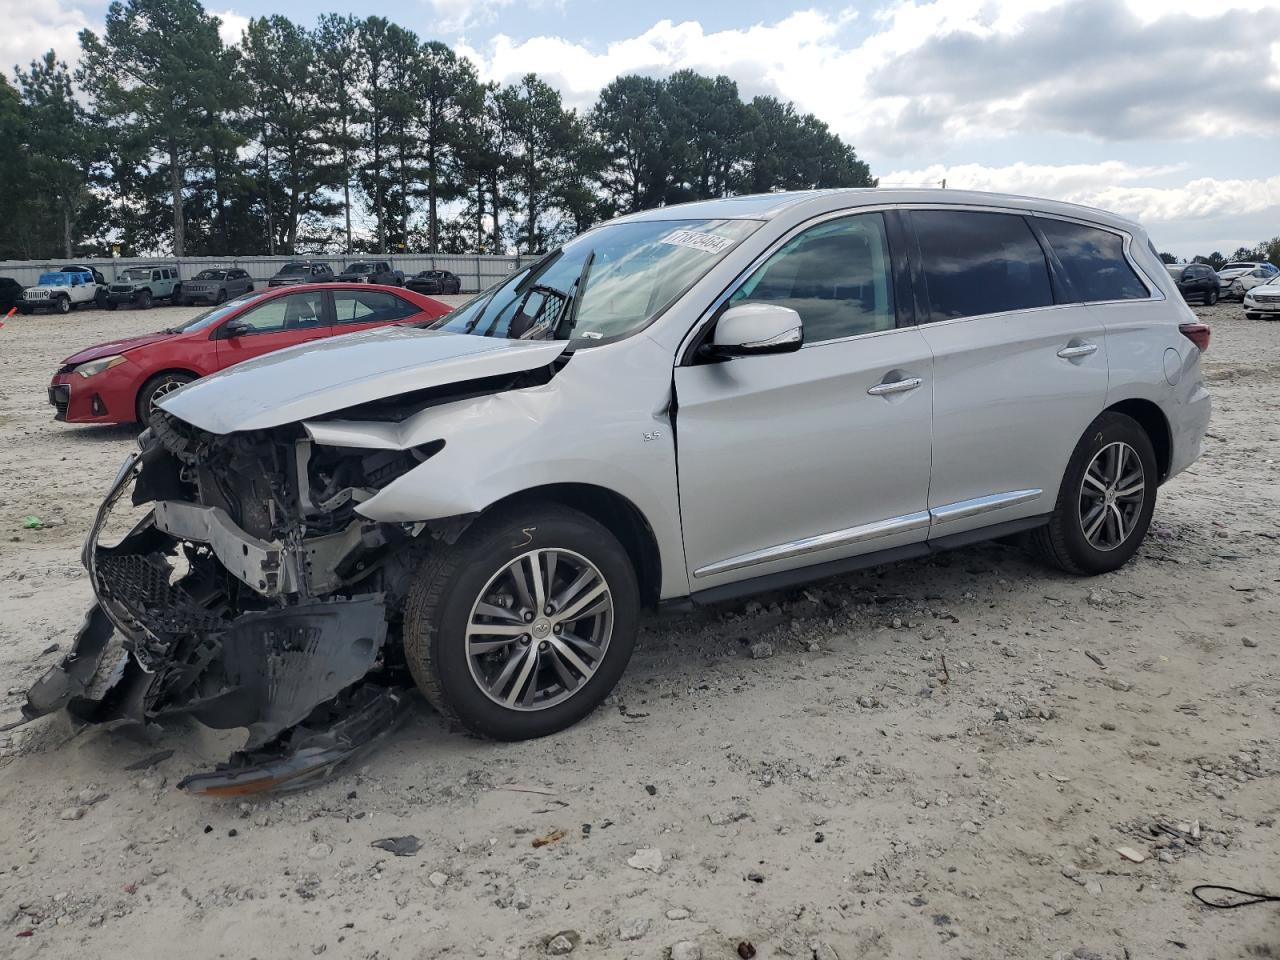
[1057,341,1098,360]
[867,376,924,397]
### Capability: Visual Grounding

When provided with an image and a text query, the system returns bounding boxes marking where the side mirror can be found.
[221,319,251,338]
[703,303,803,360]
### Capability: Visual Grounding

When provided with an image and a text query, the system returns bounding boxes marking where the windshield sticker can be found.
[659,229,735,255]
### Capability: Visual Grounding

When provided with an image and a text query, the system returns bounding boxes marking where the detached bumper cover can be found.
[13,447,405,793]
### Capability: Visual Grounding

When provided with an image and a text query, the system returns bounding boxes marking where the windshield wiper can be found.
[555,251,595,341]
[516,250,595,342]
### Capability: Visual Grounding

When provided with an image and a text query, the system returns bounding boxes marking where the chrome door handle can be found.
[1057,341,1098,359]
[867,377,924,397]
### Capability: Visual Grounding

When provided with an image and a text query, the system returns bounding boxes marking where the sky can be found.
[4,0,1279,258]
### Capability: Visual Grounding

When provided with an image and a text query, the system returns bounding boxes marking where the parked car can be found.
[1165,262,1220,304]
[47,283,448,427]
[22,190,1211,792]
[335,260,403,285]
[1243,274,1280,320]
[269,260,334,287]
[0,277,24,312]
[1216,261,1279,299]
[177,267,254,305]
[21,267,105,314]
[105,264,182,309]
[406,268,462,295]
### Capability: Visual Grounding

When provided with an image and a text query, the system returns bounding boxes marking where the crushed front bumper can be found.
[14,448,408,794]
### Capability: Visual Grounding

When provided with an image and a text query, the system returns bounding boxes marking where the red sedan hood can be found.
[63,331,173,366]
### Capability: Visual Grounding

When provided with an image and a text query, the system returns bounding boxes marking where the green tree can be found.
[78,0,242,256]
[354,16,399,252]
[314,14,362,254]
[590,75,670,214]
[239,16,338,254]
[418,41,478,253]
[497,75,578,253]
[664,70,744,201]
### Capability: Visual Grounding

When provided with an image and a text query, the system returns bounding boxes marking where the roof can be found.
[611,188,1144,233]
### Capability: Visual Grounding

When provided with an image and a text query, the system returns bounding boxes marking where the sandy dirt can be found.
[0,299,1277,960]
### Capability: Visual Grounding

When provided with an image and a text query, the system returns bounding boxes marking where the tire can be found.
[136,371,195,425]
[136,290,152,310]
[18,304,31,315]
[54,296,71,315]
[94,288,108,309]
[1246,312,1262,320]
[171,285,183,305]
[215,288,227,305]
[105,301,117,311]
[403,503,640,740]
[1031,412,1158,576]
[1203,287,1218,306]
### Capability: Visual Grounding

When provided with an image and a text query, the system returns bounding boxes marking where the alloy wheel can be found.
[148,378,186,416]
[1078,441,1145,551]
[465,548,614,711]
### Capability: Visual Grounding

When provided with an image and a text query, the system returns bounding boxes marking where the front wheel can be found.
[136,371,194,425]
[136,290,152,310]
[1031,412,1158,576]
[55,296,71,315]
[403,504,639,740]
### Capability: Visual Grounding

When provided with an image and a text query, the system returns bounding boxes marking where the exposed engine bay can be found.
[17,410,446,795]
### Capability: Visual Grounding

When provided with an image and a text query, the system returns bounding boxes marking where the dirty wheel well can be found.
[1105,398,1171,480]
[486,484,662,607]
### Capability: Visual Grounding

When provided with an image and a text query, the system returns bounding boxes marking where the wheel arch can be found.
[1104,397,1172,481]
[136,368,201,421]
[480,483,663,608]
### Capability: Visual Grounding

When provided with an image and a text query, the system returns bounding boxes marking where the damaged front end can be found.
[19,410,437,795]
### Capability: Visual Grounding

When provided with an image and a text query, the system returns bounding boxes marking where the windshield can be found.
[278,264,308,276]
[433,218,759,344]
[1222,263,1254,271]
[117,268,154,281]
[37,272,71,286]
[345,263,373,273]
[195,269,227,280]
[165,292,259,334]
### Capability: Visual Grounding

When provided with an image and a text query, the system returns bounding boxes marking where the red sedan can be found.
[49,283,452,426]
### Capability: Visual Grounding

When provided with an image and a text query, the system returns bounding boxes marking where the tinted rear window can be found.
[1037,219,1148,302]
[912,210,1053,321]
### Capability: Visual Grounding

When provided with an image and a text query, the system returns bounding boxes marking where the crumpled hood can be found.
[160,326,569,434]
[1217,268,1250,279]
[63,332,173,366]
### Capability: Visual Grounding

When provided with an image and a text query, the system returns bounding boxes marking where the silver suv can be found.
[21,190,1211,790]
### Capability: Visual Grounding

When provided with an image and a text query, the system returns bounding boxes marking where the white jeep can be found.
[21,266,107,315]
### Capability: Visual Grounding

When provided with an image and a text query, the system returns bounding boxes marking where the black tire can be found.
[136,371,194,425]
[215,288,227,305]
[136,290,152,310]
[1203,287,1218,305]
[18,304,31,315]
[55,296,71,315]
[105,301,117,311]
[1246,312,1262,320]
[94,288,108,309]
[1031,412,1158,576]
[171,284,183,305]
[403,503,640,740]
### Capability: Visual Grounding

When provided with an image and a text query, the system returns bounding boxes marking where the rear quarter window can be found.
[1038,219,1149,302]
[911,210,1054,321]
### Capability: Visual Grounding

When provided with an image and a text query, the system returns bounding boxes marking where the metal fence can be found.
[0,253,538,293]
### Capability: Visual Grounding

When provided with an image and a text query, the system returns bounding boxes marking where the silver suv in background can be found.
[20,190,1211,792]
[1217,260,1278,299]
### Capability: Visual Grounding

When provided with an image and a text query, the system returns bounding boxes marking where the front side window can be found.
[912,210,1054,321]
[1036,219,1148,302]
[232,291,326,334]
[729,212,896,342]
[333,290,416,325]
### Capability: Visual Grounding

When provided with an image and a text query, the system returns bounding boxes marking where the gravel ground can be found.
[0,300,1277,960]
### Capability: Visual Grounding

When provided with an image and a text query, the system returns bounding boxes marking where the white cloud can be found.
[1,0,90,76]
[882,160,1280,226]
[212,9,249,47]
[428,0,515,34]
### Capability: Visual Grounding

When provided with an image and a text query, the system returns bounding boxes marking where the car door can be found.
[673,210,934,593]
[907,208,1110,540]
[214,289,332,369]
[330,288,421,336]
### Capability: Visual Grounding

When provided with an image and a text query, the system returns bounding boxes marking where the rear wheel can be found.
[403,504,639,740]
[136,372,194,425]
[1031,412,1158,576]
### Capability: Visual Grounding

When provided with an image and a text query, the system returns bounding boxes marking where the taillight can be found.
[1179,322,1210,353]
